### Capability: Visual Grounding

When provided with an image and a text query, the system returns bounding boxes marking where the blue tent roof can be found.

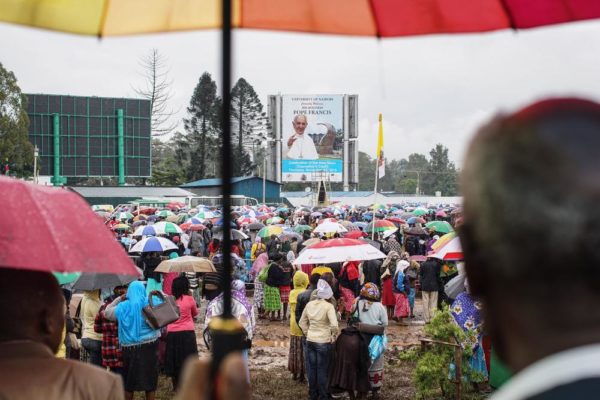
[181,176,281,188]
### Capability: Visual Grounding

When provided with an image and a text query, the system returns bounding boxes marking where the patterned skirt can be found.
[339,286,355,312]
[253,278,264,309]
[287,335,305,376]
[368,354,384,389]
[263,284,282,311]
[279,285,291,304]
[394,293,410,318]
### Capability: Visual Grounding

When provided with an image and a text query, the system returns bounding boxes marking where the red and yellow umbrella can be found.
[1,1,598,37]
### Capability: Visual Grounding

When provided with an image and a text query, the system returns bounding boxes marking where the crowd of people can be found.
[3,98,600,400]
[60,196,464,400]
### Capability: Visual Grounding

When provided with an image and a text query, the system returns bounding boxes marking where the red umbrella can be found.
[386,217,407,225]
[344,231,367,239]
[294,238,387,265]
[0,177,138,275]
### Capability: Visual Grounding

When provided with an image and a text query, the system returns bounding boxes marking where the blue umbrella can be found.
[133,225,158,236]
[354,222,368,230]
[129,236,178,253]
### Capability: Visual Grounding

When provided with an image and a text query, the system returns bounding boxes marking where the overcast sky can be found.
[1,19,600,166]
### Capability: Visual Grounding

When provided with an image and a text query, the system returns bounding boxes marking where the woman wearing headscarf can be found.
[330,283,388,399]
[299,279,339,400]
[264,254,286,321]
[205,280,255,379]
[380,251,399,319]
[288,271,309,382]
[392,260,411,322]
[356,283,388,398]
[165,276,198,391]
[338,261,360,318]
[250,252,269,318]
[104,281,161,400]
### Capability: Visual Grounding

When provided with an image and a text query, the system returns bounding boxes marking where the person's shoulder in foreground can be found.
[460,98,600,400]
[0,267,124,400]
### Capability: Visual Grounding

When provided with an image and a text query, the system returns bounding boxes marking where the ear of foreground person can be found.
[177,353,250,400]
[459,98,600,400]
[0,268,125,400]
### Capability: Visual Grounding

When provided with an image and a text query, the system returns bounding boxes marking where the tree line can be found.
[0,52,459,195]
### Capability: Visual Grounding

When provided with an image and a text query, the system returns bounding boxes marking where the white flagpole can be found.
[372,149,379,241]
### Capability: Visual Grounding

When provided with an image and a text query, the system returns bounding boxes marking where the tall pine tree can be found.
[183,72,221,181]
[230,78,266,176]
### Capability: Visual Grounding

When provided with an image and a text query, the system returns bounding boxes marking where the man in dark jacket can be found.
[460,99,600,399]
[362,259,382,288]
[419,257,442,323]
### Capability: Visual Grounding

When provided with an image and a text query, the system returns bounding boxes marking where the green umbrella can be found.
[53,272,81,285]
[413,208,428,217]
[425,221,454,234]
[294,224,312,233]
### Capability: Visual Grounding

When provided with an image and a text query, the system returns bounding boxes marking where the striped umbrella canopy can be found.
[115,212,134,221]
[111,223,131,232]
[2,1,596,38]
[294,238,386,265]
[365,220,397,233]
[153,221,184,235]
[432,232,458,251]
[429,234,463,261]
[195,211,216,220]
[129,236,178,253]
[133,225,158,237]
[156,210,175,218]
[257,225,284,239]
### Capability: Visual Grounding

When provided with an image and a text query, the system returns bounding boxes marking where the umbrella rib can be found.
[98,0,112,38]
[367,0,381,39]
[497,0,517,31]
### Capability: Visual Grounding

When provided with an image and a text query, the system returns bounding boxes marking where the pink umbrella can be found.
[294,238,386,265]
[0,176,138,275]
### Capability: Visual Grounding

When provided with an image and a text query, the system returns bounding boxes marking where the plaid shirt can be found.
[94,301,122,368]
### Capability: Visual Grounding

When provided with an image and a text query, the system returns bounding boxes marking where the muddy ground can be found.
[173,299,428,400]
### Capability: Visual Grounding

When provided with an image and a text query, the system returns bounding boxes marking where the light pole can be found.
[33,145,39,184]
[262,155,266,204]
[402,169,423,195]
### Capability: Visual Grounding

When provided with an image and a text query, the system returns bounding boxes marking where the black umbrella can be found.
[247,222,265,231]
[72,267,142,290]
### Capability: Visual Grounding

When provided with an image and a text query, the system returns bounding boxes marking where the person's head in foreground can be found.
[460,98,600,398]
[0,268,64,352]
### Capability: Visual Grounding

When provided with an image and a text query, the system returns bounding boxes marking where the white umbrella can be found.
[294,238,386,265]
[129,236,178,253]
[313,222,348,234]
[152,221,183,235]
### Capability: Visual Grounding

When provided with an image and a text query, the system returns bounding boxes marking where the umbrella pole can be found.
[208,1,246,397]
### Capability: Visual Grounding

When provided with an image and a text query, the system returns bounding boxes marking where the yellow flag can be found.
[376,114,385,178]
